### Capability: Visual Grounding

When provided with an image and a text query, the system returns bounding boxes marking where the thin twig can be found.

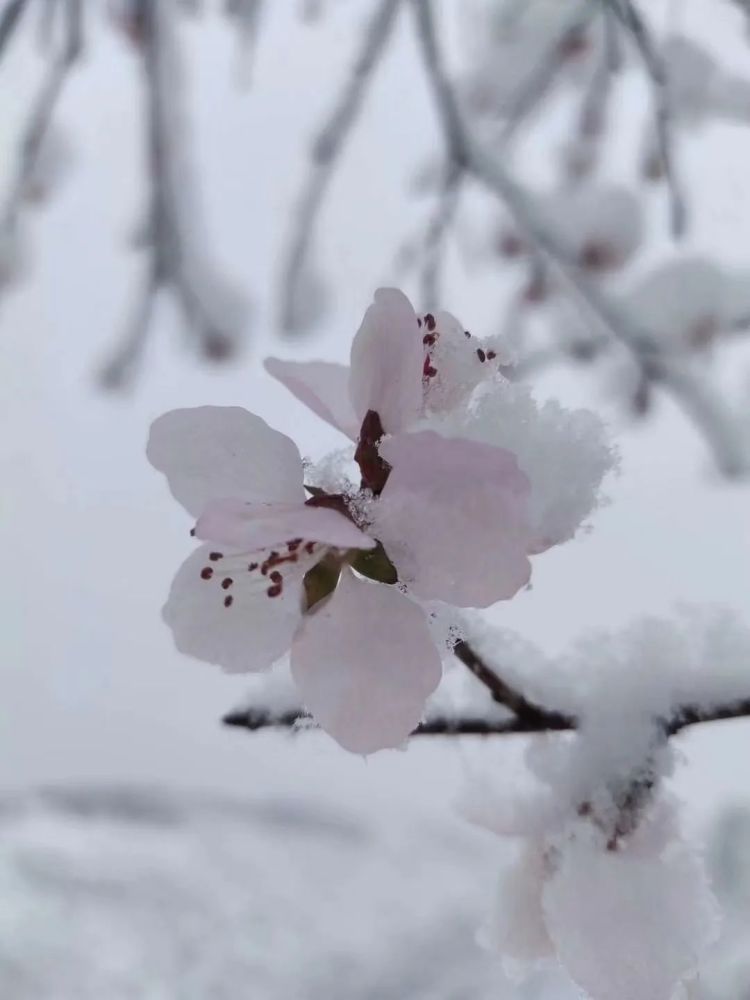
[419,163,460,310]
[99,0,244,387]
[1,0,82,240]
[452,639,575,730]
[411,0,747,477]
[278,0,401,333]
[500,2,594,145]
[604,0,686,237]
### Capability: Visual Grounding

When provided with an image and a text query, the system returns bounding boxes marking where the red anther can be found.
[209,552,223,561]
[464,330,471,338]
[422,332,437,346]
[224,595,234,608]
[476,348,486,363]
[267,584,282,598]
[248,562,259,571]
[423,355,438,379]
[221,578,233,590]
[287,539,302,552]
[304,542,316,554]
[269,570,283,584]
[423,313,436,331]
[200,567,213,580]
[487,350,497,360]
[189,528,196,537]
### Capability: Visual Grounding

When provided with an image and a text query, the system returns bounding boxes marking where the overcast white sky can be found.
[1,0,748,854]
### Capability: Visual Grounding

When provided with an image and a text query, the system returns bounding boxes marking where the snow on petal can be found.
[162,544,310,674]
[348,288,424,433]
[195,498,376,552]
[543,834,719,1000]
[147,407,305,517]
[290,569,441,753]
[264,357,359,440]
[434,382,614,552]
[374,430,532,607]
[422,310,508,414]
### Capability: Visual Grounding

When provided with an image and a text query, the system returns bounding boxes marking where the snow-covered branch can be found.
[221,637,750,740]
[411,0,749,477]
[99,0,247,388]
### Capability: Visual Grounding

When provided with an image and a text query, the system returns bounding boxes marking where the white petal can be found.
[147,407,305,517]
[375,430,532,607]
[348,288,424,433]
[195,499,376,552]
[291,570,441,753]
[163,544,311,673]
[543,835,719,1000]
[264,357,360,440]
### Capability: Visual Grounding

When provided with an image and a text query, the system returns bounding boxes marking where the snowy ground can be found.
[2,780,749,1000]
[0,783,517,1000]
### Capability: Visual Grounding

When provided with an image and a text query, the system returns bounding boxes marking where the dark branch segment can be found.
[452,640,575,730]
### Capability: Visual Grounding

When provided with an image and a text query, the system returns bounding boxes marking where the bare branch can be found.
[604,0,686,237]
[277,0,401,333]
[410,0,748,478]
[418,163,460,310]
[223,706,575,737]
[500,2,595,145]
[1,0,82,248]
[99,0,245,387]
[0,0,30,61]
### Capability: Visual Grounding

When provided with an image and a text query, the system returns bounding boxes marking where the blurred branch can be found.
[0,0,30,60]
[604,0,686,236]
[419,163,460,310]
[0,0,82,270]
[100,0,244,387]
[500,2,595,145]
[411,0,748,477]
[278,0,401,333]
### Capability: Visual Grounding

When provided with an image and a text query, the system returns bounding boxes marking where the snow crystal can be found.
[430,378,615,552]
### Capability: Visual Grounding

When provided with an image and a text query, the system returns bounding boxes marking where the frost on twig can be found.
[99,0,248,389]
[410,0,750,478]
[604,0,686,236]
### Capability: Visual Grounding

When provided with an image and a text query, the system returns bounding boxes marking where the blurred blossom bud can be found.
[23,126,72,206]
[560,135,599,181]
[624,257,750,351]
[201,328,239,362]
[539,186,643,274]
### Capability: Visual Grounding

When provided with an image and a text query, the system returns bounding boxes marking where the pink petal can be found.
[291,570,441,754]
[147,407,305,517]
[163,544,307,674]
[264,357,359,440]
[348,288,424,433]
[375,431,532,608]
[195,499,376,552]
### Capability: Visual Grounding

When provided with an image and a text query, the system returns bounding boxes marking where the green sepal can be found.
[303,554,342,611]
[350,542,398,585]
